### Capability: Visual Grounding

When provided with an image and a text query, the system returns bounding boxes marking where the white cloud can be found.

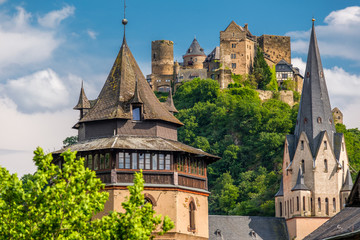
[87,29,98,39]
[2,69,70,112]
[291,57,360,128]
[288,6,360,61]
[0,7,59,69]
[38,5,75,28]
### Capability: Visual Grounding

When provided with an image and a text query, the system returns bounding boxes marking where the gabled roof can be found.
[286,135,296,162]
[341,169,354,192]
[205,46,220,62]
[78,37,182,126]
[294,21,335,157]
[275,176,284,197]
[292,166,310,191]
[223,20,244,32]
[333,133,343,161]
[74,81,91,110]
[183,38,206,57]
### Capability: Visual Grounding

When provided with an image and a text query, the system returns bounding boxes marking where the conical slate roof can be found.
[294,20,335,157]
[275,176,284,197]
[74,81,90,110]
[163,89,178,113]
[292,166,310,191]
[341,169,353,192]
[79,37,182,126]
[183,38,206,57]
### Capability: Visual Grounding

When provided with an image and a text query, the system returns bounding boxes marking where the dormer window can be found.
[132,106,141,121]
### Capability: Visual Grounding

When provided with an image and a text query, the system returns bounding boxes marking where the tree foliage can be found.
[63,136,78,147]
[252,47,272,90]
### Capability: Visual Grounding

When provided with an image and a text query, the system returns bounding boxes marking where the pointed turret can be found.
[292,166,310,191]
[275,176,284,197]
[341,169,353,192]
[163,89,178,114]
[74,81,91,119]
[78,36,182,126]
[184,37,206,57]
[294,20,335,157]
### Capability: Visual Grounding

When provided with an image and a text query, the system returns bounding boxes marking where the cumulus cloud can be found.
[87,29,98,39]
[0,7,59,69]
[38,5,75,28]
[292,57,360,128]
[287,6,360,62]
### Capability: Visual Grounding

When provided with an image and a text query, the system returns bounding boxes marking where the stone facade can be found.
[257,35,291,64]
[332,107,343,125]
[256,90,294,106]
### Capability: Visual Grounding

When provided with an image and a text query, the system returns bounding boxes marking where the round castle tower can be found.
[151,40,174,76]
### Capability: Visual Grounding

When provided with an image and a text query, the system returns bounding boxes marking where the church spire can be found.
[294,20,335,157]
[163,88,178,114]
[74,81,91,119]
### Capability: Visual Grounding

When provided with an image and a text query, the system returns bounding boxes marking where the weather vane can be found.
[122,0,128,36]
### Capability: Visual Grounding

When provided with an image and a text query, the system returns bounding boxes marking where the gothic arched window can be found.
[324,159,328,172]
[325,198,329,215]
[189,201,196,231]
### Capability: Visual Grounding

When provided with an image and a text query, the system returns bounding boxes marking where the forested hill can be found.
[171,78,360,216]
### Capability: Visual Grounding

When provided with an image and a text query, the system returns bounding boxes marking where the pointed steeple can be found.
[292,166,310,191]
[163,88,178,114]
[130,78,143,104]
[184,38,206,57]
[275,176,284,197]
[294,20,335,157]
[341,169,353,192]
[74,81,91,110]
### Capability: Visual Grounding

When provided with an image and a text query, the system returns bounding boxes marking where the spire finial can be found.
[122,0,128,36]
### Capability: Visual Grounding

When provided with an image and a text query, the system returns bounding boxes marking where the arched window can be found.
[318,198,321,212]
[324,159,328,172]
[333,198,336,212]
[285,201,287,216]
[325,198,329,215]
[311,198,313,212]
[189,201,196,231]
[280,202,283,217]
[290,199,292,213]
[296,197,299,211]
[303,196,306,211]
[143,193,157,208]
[302,160,305,174]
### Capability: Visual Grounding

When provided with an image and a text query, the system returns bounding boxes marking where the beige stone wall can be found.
[286,217,329,240]
[152,40,174,76]
[256,90,293,106]
[183,55,206,69]
[332,108,343,124]
[96,187,209,240]
[258,35,291,64]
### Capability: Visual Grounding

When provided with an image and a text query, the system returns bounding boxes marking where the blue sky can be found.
[1,0,360,176]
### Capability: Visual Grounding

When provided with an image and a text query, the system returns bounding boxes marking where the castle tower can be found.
[55,14,218,240]
[275,20,351,240]
[183,38,206,69]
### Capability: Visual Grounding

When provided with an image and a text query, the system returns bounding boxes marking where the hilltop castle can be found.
[147,21,303,91]
[275,21,352,240]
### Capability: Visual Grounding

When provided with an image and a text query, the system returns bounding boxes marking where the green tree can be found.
[94,170,174,240]
[0,148,108,239]
[252,47,272,90]
[267,65,278,91]
[63,136,78,147]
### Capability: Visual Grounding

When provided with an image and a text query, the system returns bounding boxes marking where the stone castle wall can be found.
[152,40,174,76]
[256,90,294,106]
[258,35,291,64]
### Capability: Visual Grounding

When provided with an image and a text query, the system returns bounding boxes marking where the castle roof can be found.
[73,81,91,110]
[341,169,354,192]
[163,89,178,114]
[294,21,335,157]
[78,36,182,126]
[205,46,220,62]
[275,176,284,197]
[183,38,206,57]
[292,166,310,191]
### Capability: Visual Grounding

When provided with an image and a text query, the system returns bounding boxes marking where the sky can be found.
[1,0,360,176]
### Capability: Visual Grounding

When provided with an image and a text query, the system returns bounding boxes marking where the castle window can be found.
[94,154,99,170]
[302,160,305,173]
[132,106,141,121]
[165,79,171,82]
[231,54,236,59]
[301,141,304,150]
[119,152,124,168]
[318,198,321,212]
[324,141,327,150]
[125,152,131,169]
[153,53,156,60]
[189,201,196,231]
[324,159,328,172]
[232,63,236,69]
[88,155,93,170]
[297,197,299,211]
[132,153,138,169]
[280,202,283,217]
[303,196,306,211]
[325,198,329,215]
[159,154,165,170]
[232,43,236,48]
[232,32,235,37]
[152,153,158,170]
[317,117,322,123]
[139,153,144,169]
[333,198,336,212]
[145,153,151,169]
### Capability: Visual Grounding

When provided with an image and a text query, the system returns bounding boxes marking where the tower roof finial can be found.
[122,0,128,37]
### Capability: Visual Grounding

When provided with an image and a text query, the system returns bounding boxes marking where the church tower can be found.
[54,10,219,240]
[275,20,352,240]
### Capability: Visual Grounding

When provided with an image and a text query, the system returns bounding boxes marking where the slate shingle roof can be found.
[183,38,206,57]
[275,176,284,197]
[78,37,182,126]
[74,82,91,110]
[292,166,310,191]
[205,46,220,62]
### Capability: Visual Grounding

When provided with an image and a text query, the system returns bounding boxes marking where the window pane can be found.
[152,153,158,170]
[94,154,99,170]
[100,154,105,170]
[159,154,164,170]
[165,154,171,170]
[133,107,141,121]
[105,153,110,169]
[145,153,151,169]
[139,153,144,169]
[84,155,88,168]
[119,152,124,168]
[125,153,131,169]
[88,155,93,170]
[132,153,138,169]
